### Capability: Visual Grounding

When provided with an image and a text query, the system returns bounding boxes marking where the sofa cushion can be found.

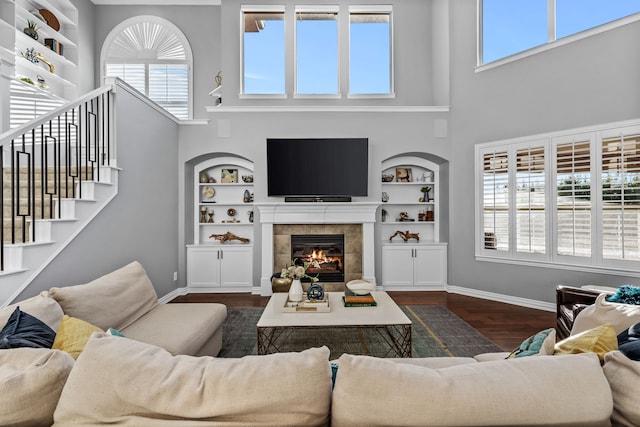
[572,293,640,336]
[554,323,618,362]
[331,352,612,427]
[53,315,104,359]
[603,350,640,427]
[53,334,331,426]
[0,291,63,331]
[0,348,74,427]
[49,261,159,330]
[120,302,226,356]
[0,307,56,349]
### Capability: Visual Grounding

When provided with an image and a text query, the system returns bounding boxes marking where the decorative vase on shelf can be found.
[288,279,304,302]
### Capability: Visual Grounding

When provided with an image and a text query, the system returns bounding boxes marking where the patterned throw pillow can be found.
[0,307,56,349]
[606,285,640,305]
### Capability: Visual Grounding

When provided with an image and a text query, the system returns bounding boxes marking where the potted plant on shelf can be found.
[23,19,39,40]
[420,186,432,202]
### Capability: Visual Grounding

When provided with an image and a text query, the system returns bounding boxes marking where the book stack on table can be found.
[342,289,377,307]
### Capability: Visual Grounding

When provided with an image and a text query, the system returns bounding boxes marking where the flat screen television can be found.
[267,138,368,199]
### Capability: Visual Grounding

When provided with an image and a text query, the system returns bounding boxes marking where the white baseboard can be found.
[447,285,555,312]
[158,287,188,304]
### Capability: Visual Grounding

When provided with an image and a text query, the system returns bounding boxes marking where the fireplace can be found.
[291,234,344,282]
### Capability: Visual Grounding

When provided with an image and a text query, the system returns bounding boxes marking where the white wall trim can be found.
[448,285,556,312]
[158,287,188,304]
[206,105,450,113]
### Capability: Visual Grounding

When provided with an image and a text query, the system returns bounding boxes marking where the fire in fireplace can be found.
[290,234,344,282]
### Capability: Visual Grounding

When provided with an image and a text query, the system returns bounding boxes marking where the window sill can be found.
[476,254,640,278]
[205,105,450,113]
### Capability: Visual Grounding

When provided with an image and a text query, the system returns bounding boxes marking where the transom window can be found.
[296,6,339,95]
[101,16,192,120]
[480,0,640,65]
[476,120,640,276]
[241,5,393,97]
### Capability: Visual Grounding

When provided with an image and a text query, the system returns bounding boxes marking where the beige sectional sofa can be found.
[2,271,640,426]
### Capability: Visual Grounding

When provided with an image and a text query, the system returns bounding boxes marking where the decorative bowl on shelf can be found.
[381,174,394,182]
[346,280,375,295]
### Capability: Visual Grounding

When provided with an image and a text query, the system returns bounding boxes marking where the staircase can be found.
[0,85,117,304]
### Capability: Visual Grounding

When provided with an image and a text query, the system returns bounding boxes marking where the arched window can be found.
[101,16,192,120]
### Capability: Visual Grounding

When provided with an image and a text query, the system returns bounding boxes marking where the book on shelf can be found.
[44,38,64,56]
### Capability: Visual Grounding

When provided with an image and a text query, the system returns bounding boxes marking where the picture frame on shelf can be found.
[396,168,413,182]
[221,168,238,183]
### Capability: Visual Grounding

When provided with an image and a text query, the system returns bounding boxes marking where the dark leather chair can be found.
[555,285,615,340]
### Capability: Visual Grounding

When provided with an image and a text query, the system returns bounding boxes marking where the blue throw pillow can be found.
[617,322,640,361]
[606,285,640,305]
[0,307,56,349]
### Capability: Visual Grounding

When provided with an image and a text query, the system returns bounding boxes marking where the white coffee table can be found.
[257,291,412,357]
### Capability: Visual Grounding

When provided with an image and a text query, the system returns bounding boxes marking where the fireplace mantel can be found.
[255,202,380,295]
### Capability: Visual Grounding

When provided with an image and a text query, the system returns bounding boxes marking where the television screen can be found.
[267,138,368,197]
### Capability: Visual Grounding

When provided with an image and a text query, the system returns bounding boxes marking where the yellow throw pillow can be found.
[52,315,103,359]
[554,323,618,362]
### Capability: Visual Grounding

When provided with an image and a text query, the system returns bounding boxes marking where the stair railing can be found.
[0,84,115,271]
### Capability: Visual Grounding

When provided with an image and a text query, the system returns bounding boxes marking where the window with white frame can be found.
[296,6,339,95]
[476,120,640,274]
[101,16,192,120]
[242,6,285,95]
[349,6,393,95]
[240,5,393,97]
[480,0,640,65]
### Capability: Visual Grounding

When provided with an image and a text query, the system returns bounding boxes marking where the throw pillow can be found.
[0,292,63,332]
[606,285,640,305]
[572,293,640,335]
[603,351,640,427]
[0,307,56,349]
[107,327,125,337]
[52,315,104,359]
[617,322,640,361]
[554,323,618,362]
[507,328,556,358]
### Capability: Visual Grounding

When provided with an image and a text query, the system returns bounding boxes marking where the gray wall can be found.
[94,5,221,120]
[71,0,96,94]
[448,0,640,303]
[19,87,180,300]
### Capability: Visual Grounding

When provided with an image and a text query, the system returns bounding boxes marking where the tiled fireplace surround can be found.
[256,203,379,295]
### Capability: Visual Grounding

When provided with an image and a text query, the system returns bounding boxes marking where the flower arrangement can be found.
[281,258,320,282]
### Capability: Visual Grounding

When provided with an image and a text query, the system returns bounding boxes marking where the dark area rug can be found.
[218,305,503,359]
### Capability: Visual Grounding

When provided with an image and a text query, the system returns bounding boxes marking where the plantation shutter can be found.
[149,64,189,119]
[556,140,591,257]
[482,150,509,251]
[601,134,640,261]
[105,64,146,94]
[516,146,545,254]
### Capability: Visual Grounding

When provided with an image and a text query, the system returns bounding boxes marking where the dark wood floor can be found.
[171,291,557,352]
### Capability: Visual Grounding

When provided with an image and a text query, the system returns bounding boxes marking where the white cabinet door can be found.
[413,246,447,289]
[381,246,414,287]
[219,246,253,288]
[187,247,221,288]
